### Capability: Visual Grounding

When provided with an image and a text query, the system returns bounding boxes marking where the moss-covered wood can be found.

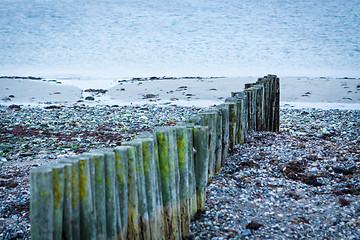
[124,146,140,240]
[156,127,182,239]
[122,140,151,240]
[30,166,54,240]
[192,126,209,210]
[216,104,229,167]
[197,111,217,180]
[85,152,107,239]
[225,98,238,148]
[98,149,118,240]
[137,136,163,240]
[113,146,130,240]
[174,126,191,238]
[78,155,96,239]
[59,162,73,240]
[57,158,81,240]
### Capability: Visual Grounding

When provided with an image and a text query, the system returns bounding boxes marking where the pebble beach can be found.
[0,105,359,239]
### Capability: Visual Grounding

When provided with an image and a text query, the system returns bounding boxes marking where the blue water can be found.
[1,0,360,79]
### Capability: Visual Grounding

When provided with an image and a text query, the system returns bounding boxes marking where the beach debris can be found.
[143,93,157,99]
[44,105,62,109]
[2,97,11,102]
[84,89,107,94]
[8,95,15,98]
[338,198,351,207]
[332,166,357,175]
[53,92,61,95]
[85,96,95,101]
[246,221,263,230]
[0,76,42,80]
[8,105,21,111]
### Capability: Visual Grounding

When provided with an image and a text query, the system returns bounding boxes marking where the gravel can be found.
[1,106,359,239]
[188,109,360,239]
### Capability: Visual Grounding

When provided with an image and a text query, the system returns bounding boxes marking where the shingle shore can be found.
[188,109,360,239]
[0,106,359,239]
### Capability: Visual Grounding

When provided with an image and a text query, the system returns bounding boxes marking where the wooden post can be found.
[197,111,217,180]
[138,132,166,239]
[138,136,163,240]
[274,75,280,132]
[156,127,182,239]
[209,108,223,174]
[78,155,97,239]
[58,157,81,239]
[58,162,73,240]
[85,152,107,239]
[232,92,248,144]
[58,158,81,240]
[225,98,238,148]
[256,77,270,131]
[254,85,265,131]
[176,122,197,218]
[113,146,129,240]
[122,140,151,240]
[98,149,118,240]
[192,126,209,210]
[174,126,191,238]
[123,146,140,240]
[216,104,230,167]
[30,167,54,240]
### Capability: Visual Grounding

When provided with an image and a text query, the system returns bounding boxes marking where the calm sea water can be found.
[1,0,359,79]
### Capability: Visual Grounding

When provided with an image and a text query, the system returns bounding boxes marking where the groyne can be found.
[30,74,280,239]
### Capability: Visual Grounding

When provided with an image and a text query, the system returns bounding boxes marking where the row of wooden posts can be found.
[30,74,280,239]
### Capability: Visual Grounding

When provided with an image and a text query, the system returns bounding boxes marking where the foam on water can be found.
[1,0,360,79]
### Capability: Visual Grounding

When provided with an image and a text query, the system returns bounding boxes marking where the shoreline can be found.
[1,76,360,109]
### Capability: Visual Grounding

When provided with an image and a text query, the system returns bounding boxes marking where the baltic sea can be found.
[1,0,359,79]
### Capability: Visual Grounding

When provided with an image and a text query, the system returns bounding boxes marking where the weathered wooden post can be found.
[57,158,81,240]
[209,108,223,174]
[98,149,118,240]
[198,111,217,180]
[48,164,66,240]
[122,140,151,240]
[113,146,129,240]
[216,104,230,167]
[137,136,164,240]
[58,162,73,240]
[84,152,107,239]
[30,167,54,240]
[192,125,209,210]
[274,75,280,132]
[244,84,257,131]
[253,85,265,131]
[123,146,140,240]
[225,98,238,148]
[176,123,197,218]
[174,126,191,238]
[156,127,182,239]
[78,155,97,239]
[256,77,270,131]
[231,92,248,144]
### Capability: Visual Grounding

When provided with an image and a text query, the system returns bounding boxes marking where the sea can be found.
[1,0,359,80]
